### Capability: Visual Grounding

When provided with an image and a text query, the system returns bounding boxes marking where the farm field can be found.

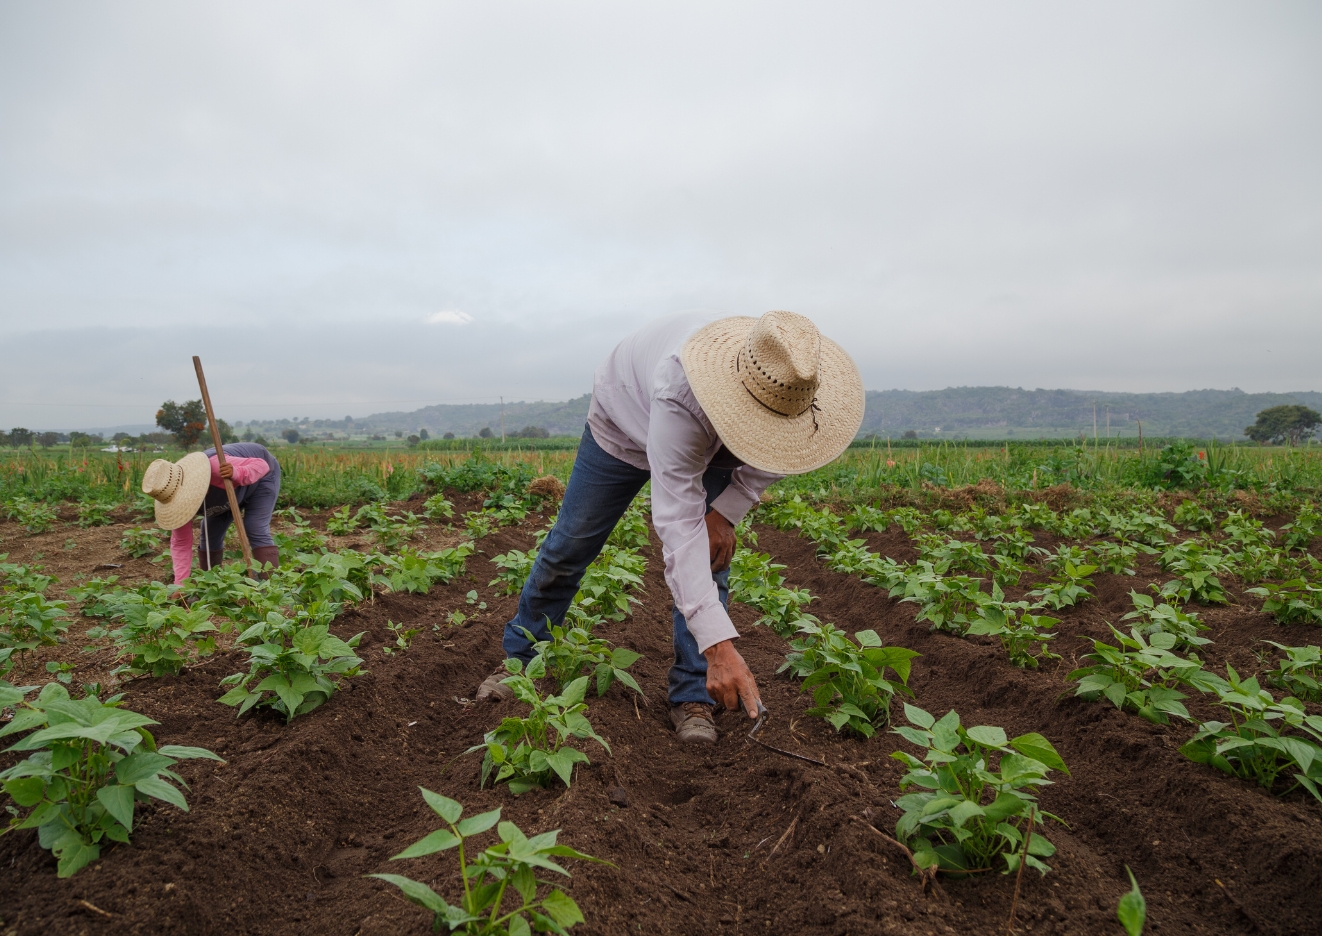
[2,444,1322,934]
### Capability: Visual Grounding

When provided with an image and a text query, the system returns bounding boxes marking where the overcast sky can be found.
[1,1,1319,431]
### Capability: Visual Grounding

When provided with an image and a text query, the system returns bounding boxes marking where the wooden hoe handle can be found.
[193,356,254,573]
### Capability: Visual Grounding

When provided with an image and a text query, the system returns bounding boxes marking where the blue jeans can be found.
[502,424,731,706]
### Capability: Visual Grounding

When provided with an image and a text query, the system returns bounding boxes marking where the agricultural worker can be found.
[140,442,282,583]
[477,310,864,743]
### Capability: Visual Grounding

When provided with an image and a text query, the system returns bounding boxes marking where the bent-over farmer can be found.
[476,310,863,742]
[140,442,283,582]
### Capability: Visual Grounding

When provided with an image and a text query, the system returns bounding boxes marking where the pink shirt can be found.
[169,455,271,582]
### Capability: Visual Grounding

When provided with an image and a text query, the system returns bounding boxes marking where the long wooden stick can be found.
[193,356,253,572]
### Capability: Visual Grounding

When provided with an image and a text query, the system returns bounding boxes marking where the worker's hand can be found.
[218,462,233,480]
[706,509,735,572]
[704,639,761,719]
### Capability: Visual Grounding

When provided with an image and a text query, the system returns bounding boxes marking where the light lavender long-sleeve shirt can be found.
[587,311,783,653]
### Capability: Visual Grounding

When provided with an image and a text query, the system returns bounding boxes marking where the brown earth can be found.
[1,505,1321,935]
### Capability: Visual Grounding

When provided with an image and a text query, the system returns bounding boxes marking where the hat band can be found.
[152,464,184,502]
[737,343,817,417]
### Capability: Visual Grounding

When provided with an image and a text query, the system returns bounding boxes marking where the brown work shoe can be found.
[669,702,717,743]
[475,665,515,703]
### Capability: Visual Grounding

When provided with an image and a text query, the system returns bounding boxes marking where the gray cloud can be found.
[1,1,1319,430]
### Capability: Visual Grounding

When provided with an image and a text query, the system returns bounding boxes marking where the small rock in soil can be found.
[608,786,629,807]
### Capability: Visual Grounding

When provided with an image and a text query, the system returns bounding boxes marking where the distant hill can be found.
[222,387,1321,442]
[361,395,592,437]
[858,388,1322,440]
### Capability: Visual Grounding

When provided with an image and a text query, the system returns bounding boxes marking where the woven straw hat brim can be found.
[682,316,865,475]
[150,451,212,530]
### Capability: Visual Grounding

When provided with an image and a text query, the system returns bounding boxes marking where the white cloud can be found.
[425,310,474,326]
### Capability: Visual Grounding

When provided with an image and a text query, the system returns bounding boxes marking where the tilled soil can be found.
[2,509,1322,935]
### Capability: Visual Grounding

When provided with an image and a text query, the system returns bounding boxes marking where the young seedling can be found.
[0,683,222,877]
[217,612,365,722]
[966,606,1059,669]
[1067,625,1221,725]
[1121,591,1211,650]
[779,622,917,737]
[1117,866,1147,936]
[1027,560,1096,611]
[421,493,455,520]
[468,656,609,794]
[1157,540,1230,605]
[382,620,421,655]
[377,544,474,595]
[119,525,164,559]
[2,498,59,534]
[1180,665,1322,801]
[490,549,538,596]
[1260,642,1322,702]
[891,704,1068,876]
[1247,578,1322,626]
[75,501,115,528]
[368,789,605,935]
[325,505,360,536]
[521,624,643,697]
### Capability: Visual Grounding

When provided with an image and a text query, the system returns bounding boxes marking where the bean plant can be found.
[218,612,365,721]
[119,525,165,559]
[1121,591,1211,649]
[1180,665,1322,801]
[1260,642,1322,702]
[3,497,59,534]
[75,501,115,528]
[376,544,474,595]
[1068,626,1221,725]
[891,704,1068,876]
[778,622,917,736]
[469,657,608,794]
[369,789,603,935]
[521,623,642,697]
[0,683,222,877]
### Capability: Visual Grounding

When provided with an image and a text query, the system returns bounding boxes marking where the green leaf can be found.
[903,703,934,729]
[367,873,453,915]
[610,647,641,668]
[508,914,532,936]
[55,838,100,878]
[1117,866,1147,936]
[96,784,136,831]
[157,745,224,762]
[1009,733,1070,775]
[392,828,460,859]
[545,747,589,787]
[133,776,189,811]
[2,776,46,807]
[854,629,882,648]
[113,751,176,785]
[417,787,463,825]
[541,889,585,928]
[948,799,985,828]
[455,808,501,837]
[965,725,1008,748]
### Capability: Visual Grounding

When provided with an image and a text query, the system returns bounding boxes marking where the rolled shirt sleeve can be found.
[709,465,781,527]
[647,399,739,653]
[208,455,271,488]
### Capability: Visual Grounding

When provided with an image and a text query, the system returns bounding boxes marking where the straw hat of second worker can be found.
[141,452,212,530]
[681,310,865,476]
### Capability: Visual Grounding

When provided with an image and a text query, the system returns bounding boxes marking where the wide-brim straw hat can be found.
[682,310,865,475]
[141,452,211,530]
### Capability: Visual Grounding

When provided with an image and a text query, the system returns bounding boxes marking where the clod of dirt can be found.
[528,475,565,501]
[608,786,629,808]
